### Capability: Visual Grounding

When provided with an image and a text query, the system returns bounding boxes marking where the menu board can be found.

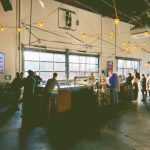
[0,53,4,73]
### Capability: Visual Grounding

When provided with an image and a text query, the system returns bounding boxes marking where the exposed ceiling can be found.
[55,0,150,27]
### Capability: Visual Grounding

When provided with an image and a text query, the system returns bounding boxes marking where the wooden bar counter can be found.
[36,84,96,113]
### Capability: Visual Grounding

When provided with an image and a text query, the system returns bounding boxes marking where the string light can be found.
[1,26,5,32]
[82,33,86,39]
[114,18,120,25]
[144,31,149,36]
[90,35,94,40]
[122,42,126,46]
[109,31,114,36]
[38,21,44,27]
[17,27,21,32]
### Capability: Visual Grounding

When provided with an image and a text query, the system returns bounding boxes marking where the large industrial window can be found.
[24,50,99,81]
[117,58,140,76]
[69,54,99,79]
[24,51,66,80]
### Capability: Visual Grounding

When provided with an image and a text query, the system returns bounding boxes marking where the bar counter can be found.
[36,84,97,113]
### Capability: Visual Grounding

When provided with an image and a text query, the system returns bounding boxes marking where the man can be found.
[126,73,134,86]
[133,69,140,100]
[109,72,118,105]
[11,72,22,110]
[43,73,60,115]
[141,74,146,101]
[146,74,150,100]
[22,70,36,118]
[33,71,42,86]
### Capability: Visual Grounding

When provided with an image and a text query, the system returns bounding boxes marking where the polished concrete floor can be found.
[0,98,150,150]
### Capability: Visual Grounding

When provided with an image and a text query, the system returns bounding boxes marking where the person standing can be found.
[109,72,118,105]
[147,75,150,100]
[42,73,60,116]
[141,74,146,101]
[126,73,134,86]
[133,69,140,100]
[33,71,42,86]
[22,70,36,118]
[11,72,22,110]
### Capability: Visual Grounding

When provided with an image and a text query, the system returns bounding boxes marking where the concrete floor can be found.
[0,99,150,150]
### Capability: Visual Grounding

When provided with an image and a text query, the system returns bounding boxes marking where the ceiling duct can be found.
[0,0,12,12]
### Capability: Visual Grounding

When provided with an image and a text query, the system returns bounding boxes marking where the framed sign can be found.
[0,52,5,74]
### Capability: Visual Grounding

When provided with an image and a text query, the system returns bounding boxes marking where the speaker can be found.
[0,0,12,11]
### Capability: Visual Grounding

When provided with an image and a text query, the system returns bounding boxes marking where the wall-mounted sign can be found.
[107,61,113,73]
[0,52,4,74]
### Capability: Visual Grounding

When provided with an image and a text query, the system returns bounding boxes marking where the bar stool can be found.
[48,93,58,116]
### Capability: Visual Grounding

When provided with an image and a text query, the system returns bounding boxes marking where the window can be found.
[117,58,140,76]
[24,50,99,81]
[24,51,66,81]
[68,55,99,80]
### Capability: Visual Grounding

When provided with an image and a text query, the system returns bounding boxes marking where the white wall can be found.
[0,0,149,81]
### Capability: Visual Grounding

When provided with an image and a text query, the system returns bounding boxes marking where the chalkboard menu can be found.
[0,53,4,73]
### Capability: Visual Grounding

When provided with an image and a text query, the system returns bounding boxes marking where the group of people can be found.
[100,69,150,104]
[11,70,60,118]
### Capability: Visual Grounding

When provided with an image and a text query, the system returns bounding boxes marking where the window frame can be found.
[23,48,100,81]
[116,57,141,76]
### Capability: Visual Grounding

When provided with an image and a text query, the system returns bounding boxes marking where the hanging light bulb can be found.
[1,26,5,32]
[109,35,113,39]
[109,31,114,36]
[144,31,149,36]
[82,33,86,39]
[114,18,120,24]
[38,21,44,27]
[17,27,21,32]
[90,35,94,40]
[122,42,126,46]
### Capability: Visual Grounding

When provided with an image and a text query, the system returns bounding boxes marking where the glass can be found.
[89,65,98,72]
[54,63,65,71]
[80,64,86,72]
[69,55,79,63]
[40,52,53,61]
[40,62,53,71]
[126,60,131,68]
[54,54,65,62]
[69,64,79,71]
[89,57,98,64]
[24,61,39,71]
[118,59,123,68]
[57,72,66,80]
[24,51,39,61]
[40,72,53,81]
[80,56,86,63]
[69,72,80,79]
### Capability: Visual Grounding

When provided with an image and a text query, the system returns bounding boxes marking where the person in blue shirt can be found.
[109,72,118,104]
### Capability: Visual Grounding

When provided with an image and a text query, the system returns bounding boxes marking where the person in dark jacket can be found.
[22,70,36,118]
[109,72,118,104]
[11,72,22,110]
[33,72,42,86]
[141,74,146,101]
[126,73,134,86]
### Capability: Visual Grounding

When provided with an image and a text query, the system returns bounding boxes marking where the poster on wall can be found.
[0,52,5,74]
[107,61,113,73]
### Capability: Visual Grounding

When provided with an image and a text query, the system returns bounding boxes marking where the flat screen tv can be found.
[0,52,4,73]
